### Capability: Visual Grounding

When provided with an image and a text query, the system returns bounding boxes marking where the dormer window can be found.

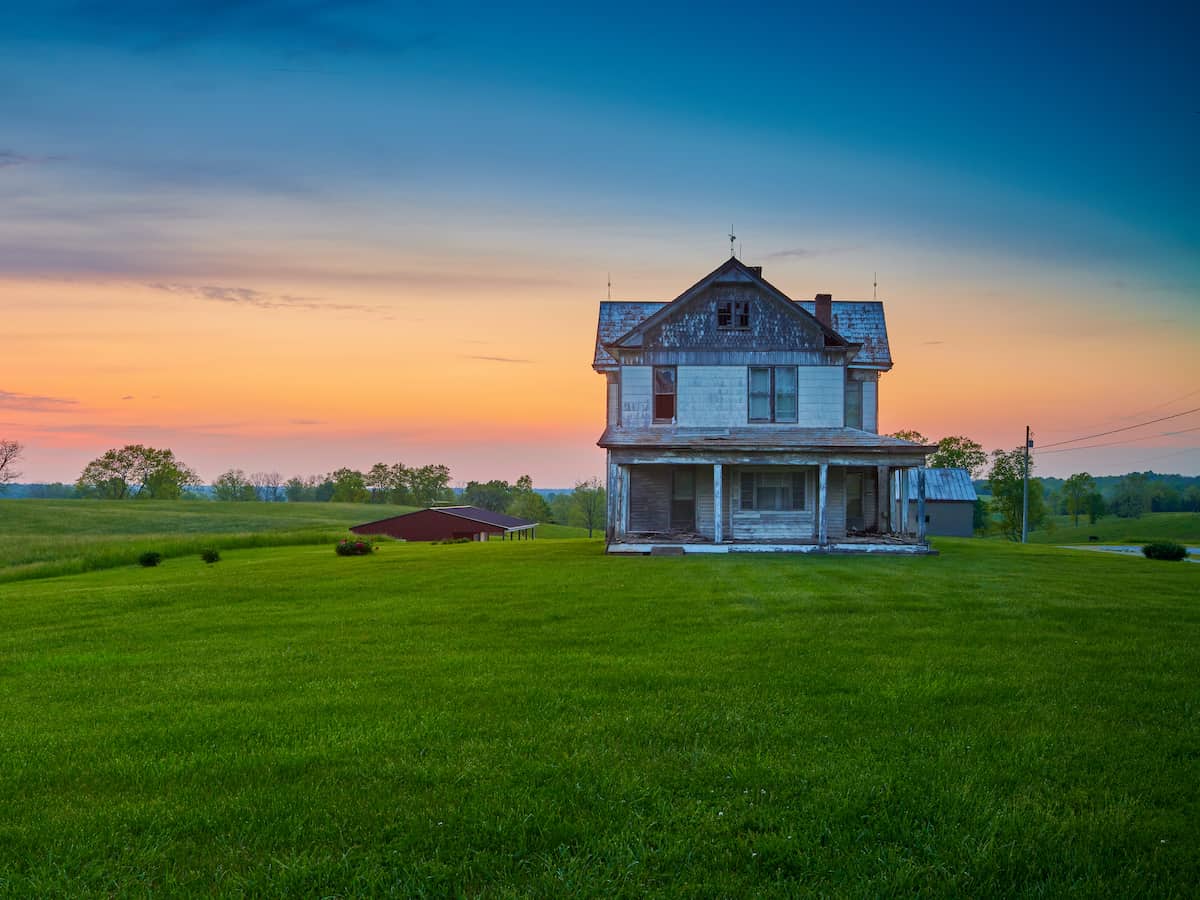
[717,300,750,330]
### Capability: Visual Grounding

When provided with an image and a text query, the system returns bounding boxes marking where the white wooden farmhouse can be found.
[593,257,935,554]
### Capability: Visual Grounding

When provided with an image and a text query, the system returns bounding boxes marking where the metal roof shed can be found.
[350,506,538,542]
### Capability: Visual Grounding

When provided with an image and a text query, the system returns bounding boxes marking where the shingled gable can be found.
[606,257,854,353]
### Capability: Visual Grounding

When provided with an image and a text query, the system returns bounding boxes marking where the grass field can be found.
[0,500,590,584]
[1,528,1197,895]
[1027,511,1200,546]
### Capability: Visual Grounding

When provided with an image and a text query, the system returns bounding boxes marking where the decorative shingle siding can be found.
[645,285,825,352]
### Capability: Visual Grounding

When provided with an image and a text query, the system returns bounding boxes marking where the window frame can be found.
[717,299,751,331]
[739,470,808,512]
[652,365,677,424]
[845,376,863,429]
[747,365,799,424]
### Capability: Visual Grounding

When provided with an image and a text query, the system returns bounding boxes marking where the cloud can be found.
[121,395,135,400]
[922,340,944,345]
[289,418,323,426]
[147,282,384,314]
[0,389,79,411]
[764,245,860,260]
[0,149,63,170]
[460,355,532,364]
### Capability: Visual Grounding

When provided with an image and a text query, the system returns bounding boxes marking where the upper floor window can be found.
[717,300,750,330]
[653,366,676,423]
[748,366,798,423]
[845,378,863,429]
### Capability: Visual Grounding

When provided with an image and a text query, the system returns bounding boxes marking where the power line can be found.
[1036,424,1200,454]
[1036,386,1200,436]
[1035,406,1200,450]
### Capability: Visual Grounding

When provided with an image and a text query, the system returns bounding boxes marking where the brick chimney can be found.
[814,293,832,327]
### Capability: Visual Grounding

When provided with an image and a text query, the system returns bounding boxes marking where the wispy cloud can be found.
[764,245,859,260]
[0,149,63,170]
[147,282,384,314]
[289,418,323,426]
[461,355,532,364]
[0,389,78,411]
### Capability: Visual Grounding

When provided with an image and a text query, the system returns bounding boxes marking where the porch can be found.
[605,454,935,555]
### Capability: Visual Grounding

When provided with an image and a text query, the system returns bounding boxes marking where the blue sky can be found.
[2,1,1198,482]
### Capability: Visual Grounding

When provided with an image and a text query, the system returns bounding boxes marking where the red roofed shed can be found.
[350,506,538,542]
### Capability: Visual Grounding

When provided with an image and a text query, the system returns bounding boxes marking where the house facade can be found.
[593,257,934,553]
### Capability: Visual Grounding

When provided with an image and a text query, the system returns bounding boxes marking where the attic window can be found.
[717,300,750,330]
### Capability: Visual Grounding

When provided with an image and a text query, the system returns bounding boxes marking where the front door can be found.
[846,471,864,531]
[671,467,695,532]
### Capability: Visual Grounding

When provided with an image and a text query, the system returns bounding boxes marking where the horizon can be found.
[3,2,1198,484]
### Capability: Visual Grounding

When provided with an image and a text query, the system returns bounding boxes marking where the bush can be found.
[335,539,375,556]
[200,548,220,564]
[138,551,163,567]
[1142,541,1188,561]
[434,537,472,545]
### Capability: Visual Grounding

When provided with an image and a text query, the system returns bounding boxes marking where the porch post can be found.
[818,462,829,545]
[900,468,910,536]
[876,465,889,533]
[713,464,723,543]
[619,465,630,539]
[606,454,618,542]
[916,467,927,542]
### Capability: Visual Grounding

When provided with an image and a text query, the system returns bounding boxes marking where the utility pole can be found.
[1021,425,1031,543]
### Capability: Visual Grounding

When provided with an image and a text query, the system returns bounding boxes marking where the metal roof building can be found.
[896,468,978,537]
[350,506,538,542]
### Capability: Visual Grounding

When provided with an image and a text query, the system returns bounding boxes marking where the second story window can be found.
[845,378,863,429]
[717,300,750,330]
[653,366,676,423]
[748,366,798,423]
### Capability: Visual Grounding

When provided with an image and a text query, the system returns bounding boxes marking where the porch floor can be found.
[609,533,935,556]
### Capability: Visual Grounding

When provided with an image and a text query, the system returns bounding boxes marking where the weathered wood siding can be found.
[796,367,844,427]
[620,366,652,427]
[862,380,877,432]
[677,367,746,427]
[693,465,733,539]
[628,465,670,533]
[644,284,825,352]
[728,466,817,541]
[606,373,619,427]
[826,467,846,537]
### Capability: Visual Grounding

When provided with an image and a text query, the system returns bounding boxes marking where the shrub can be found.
[1142,541,1188,561]
[200,548,220,564]
[138,551,163,567]
[434,537,472,545]
[335,539,375,557]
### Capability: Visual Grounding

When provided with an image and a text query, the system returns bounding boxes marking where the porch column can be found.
[900,467,910,536]
[876,465,889,533]
[618,465,630,539]
[818,462,829,545]
[916,467,927,542]
[713,464,723,543]
[606,455,618,542]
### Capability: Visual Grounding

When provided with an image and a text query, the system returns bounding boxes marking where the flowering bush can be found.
[335,539,375,557]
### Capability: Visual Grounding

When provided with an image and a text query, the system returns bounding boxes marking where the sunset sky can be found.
[3,2,1198,486]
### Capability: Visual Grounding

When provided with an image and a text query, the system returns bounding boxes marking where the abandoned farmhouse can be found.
[594,257,935,553]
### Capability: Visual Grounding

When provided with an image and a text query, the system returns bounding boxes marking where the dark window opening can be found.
[845,378,863,429]
[739,471,806,511]
[748,366,798,423]
[717,300,750,330]
[653,366,676,423]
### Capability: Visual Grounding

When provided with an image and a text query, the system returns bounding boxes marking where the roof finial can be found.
[873,271,878,301]
[607,272,612,301]
[729,226,736,258]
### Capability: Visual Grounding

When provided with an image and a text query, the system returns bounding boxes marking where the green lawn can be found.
[1027,511,1200,546]
[0,500,590,583]
[1,537,1197,896]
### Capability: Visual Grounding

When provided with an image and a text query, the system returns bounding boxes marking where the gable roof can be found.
[352,506,537,532]
[594,298,892,369]
[606,257,851,355]
[902,468,978,502]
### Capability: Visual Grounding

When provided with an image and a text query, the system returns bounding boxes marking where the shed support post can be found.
[917,467,927,542]
[900,468,910,536]
[876,465,889,533]
[818,462,829,545]
[713,464,723,544]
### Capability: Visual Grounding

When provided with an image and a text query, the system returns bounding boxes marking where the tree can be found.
[1086,491,1106,525]
[549,492,574,525]
[0,439,23,492]
[1062,472,1095,527]
[889,430,928,444]
[463,479,512,512]
[927,435,987,477]
[407,464,451,507]
[1111,473,1150,519]
[508,474,551,522]
[285,475,317,502]
[214,469,256,501]
[972,497,989,535]
[330,468,368,503]
[569,477,606,537]
[365,463,393,503]
[250,471,283,502]
[987,447,1046,541]
[76,445,198,499]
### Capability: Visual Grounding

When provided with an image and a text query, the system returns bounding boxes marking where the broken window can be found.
[653,366,676,423]
[717,300,750,330]
[748,366,798,423]
[739,471,806,511]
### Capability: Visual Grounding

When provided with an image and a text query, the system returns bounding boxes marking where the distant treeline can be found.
[973,471,1200,514]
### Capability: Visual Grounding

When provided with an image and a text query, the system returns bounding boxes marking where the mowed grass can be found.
[0,500,590,583]
[1027,511,1200,546]
[1,538,1197,896]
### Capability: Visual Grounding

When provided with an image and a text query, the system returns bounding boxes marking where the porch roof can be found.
[598,426,934,453]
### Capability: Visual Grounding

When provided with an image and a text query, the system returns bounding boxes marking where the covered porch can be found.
[605,450,935,555]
